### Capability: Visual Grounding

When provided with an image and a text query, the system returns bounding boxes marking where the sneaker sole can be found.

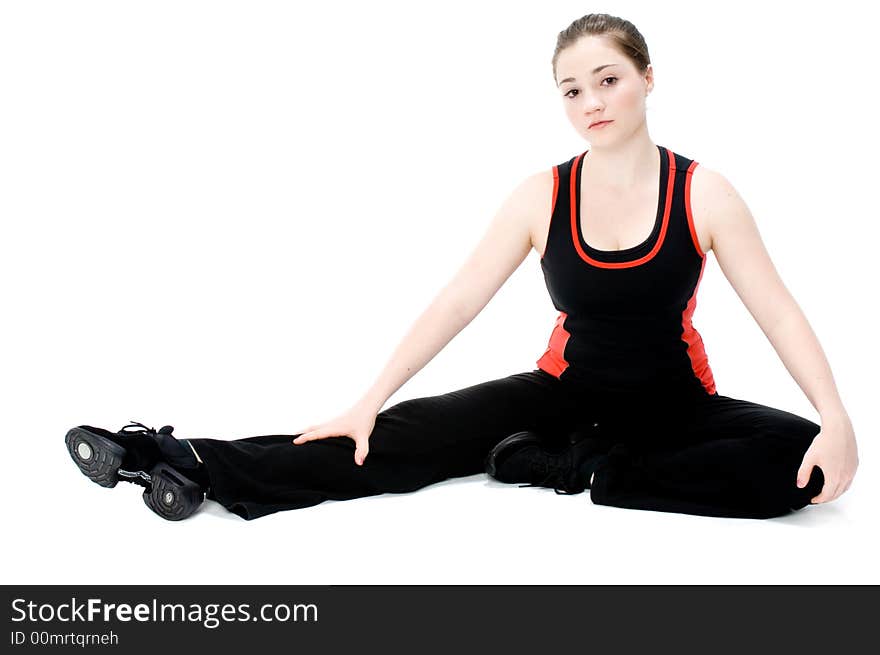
[65,427,204,521]
[65,427,129,488]
[142,462,205,521]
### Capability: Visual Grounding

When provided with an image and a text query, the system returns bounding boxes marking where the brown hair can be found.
[551,13,651,83]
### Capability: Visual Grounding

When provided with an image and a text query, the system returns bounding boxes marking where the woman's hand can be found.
[292,399,379,466]
[796,413,859,504]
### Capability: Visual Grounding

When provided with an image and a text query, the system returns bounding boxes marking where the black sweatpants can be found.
[188,369,825,521]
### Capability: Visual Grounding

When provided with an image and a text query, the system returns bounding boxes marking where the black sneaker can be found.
[485,429,614,495]
[65,420,207,521]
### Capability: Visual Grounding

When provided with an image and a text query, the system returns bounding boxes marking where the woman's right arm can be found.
[292,169,553,465]
[358,169,552,413]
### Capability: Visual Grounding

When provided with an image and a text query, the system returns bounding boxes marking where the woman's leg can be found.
[588,393,826,519]
[188,369,584,520]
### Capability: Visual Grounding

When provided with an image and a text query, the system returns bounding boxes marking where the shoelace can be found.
[518,474,581,495]
[517,452,582,495]
[516,442,631,495]
[118,420,174,437]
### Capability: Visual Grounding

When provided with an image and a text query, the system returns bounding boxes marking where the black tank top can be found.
[536,143,717,398]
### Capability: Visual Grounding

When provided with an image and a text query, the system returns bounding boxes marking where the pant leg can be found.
[588,392,826,519]
[189,369,582,520]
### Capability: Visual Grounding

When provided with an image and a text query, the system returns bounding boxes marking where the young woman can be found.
[65,13,858,521]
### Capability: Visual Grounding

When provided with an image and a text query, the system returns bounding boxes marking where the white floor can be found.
[7,445,875,585]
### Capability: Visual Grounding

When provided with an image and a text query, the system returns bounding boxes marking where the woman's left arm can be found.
[690,165,859,504]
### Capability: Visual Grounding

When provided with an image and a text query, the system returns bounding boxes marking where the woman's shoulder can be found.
[517,165,561,212]
[686,158,741,255]
[509,168,556,219]
[511,166,561,258]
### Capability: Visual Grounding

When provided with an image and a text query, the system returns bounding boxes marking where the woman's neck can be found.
[583,130,657,189]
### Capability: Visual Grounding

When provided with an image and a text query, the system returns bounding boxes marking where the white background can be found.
[2,0,877,584]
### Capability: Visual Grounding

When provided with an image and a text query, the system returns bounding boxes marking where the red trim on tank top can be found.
[684,160,704,258]
[681,256,717,394]
[570,146,676,269]
[539,167,560,262]
[536,311,571,378]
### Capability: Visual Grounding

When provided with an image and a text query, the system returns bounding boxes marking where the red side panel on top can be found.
[536,311,571,378]
[680,256,716,394]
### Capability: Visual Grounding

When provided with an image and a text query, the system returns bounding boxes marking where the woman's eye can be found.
[564,77,618,99]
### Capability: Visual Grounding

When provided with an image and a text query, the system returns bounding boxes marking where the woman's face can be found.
[555,36,653,145]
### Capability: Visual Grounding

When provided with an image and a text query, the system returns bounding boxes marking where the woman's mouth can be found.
[589,120,613,129]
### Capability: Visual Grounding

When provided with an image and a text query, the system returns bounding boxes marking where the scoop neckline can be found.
[574,143,668,262]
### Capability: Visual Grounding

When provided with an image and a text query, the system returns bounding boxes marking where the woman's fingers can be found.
[291,411,374,466]
[292,425,317,443]
[293,428,324,444]
[354,436,370,466]
[293,426,348,445]
[291,421,371,470]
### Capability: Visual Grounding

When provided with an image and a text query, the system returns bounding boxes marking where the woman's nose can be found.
[581,99,604,115]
